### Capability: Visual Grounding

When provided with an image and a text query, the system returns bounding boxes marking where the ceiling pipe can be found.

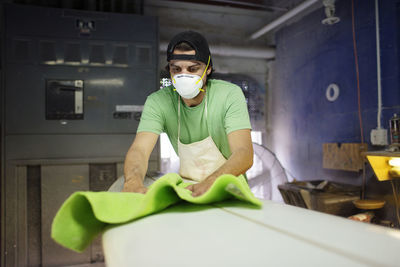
[205,0,288,12]
[160,42,275,59]
[250,0,321,40]
[209,45,275,59]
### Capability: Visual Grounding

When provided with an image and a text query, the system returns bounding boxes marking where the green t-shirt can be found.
[137,79,251,159]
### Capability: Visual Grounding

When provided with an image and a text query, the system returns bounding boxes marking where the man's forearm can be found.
[122,132,159,193]
[185,146,253,197]
[124,149,148,185]
[206,147,253,182]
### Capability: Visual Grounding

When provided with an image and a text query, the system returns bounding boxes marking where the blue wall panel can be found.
[270,0,400,184]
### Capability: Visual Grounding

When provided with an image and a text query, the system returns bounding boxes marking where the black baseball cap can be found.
[167,31,212,66]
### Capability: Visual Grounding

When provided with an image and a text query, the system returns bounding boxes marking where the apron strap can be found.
[178,95,181,139]
[205,93,210,135]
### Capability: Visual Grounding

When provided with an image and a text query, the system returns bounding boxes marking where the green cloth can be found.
[137,79,251,159]
[51,173,262,253]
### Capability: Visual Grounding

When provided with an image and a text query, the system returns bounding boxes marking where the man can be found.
[123,31,253,196]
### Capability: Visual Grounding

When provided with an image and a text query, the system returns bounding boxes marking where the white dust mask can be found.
[172,56,210,99]
[172,74,203,99]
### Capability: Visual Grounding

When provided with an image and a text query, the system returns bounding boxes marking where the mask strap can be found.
[178,96,181,140]
[172,55,210,92]
[195,56,211,91]
[172,76,177,91]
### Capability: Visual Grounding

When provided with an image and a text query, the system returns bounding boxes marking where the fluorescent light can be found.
[389,158,400,167]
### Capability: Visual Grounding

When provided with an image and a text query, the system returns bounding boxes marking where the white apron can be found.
[178,93,227,182]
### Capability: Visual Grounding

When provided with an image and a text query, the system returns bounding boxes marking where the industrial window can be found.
[112,45,128,66]
[136,45,151,64]
[13,39,30,61]
[40,41,57,64]
[64,43,81,64]
[89,44,106,65]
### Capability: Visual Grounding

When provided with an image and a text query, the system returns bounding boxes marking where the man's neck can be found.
[182,85,207,107]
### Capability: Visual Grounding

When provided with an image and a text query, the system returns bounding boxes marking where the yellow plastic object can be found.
[366,155,392,181]
[353,199,386,210]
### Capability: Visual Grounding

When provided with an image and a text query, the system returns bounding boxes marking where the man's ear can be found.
[206,66,212,75]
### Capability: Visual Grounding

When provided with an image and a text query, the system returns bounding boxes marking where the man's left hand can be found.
[185,177,216,197]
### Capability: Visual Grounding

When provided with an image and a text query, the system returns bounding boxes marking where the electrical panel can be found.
[4,3,158,134]
[2,4,159,267]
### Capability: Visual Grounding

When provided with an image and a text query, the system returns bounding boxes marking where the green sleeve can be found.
[137,94,164,135]
[224,86,252,134]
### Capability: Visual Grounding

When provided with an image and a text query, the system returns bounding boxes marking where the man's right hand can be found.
[122,179,148,194]
[123,132,159,194]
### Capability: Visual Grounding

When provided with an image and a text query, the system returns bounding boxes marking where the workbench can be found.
[102,200,400,266]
